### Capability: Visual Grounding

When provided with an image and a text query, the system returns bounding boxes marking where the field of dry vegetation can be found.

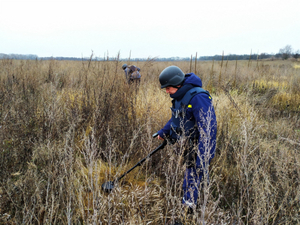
[0,57,299,224]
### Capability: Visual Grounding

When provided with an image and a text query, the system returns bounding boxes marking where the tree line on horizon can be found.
[1,45,299,61]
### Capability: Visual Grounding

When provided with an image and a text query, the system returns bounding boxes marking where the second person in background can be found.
[122,64,141,85]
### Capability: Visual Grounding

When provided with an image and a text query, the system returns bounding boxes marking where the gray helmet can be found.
[122,64,127,70]
[159,66,185,88]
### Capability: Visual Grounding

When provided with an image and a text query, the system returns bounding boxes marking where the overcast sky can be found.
[1,0,299,59]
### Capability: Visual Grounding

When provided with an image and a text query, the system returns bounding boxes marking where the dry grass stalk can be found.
[0,58,299,224]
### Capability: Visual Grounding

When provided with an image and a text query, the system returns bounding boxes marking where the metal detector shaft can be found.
[115,140,167,183]
[102,133,167,193]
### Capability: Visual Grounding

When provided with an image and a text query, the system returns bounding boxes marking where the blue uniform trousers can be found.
[182,159,210,208]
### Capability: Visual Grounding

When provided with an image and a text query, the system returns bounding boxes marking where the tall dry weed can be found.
[0,58,299,224]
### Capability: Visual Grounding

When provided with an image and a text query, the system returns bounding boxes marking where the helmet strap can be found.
[173,82,183,89]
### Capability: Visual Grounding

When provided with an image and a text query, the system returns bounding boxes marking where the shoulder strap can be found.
[181,87,210,106]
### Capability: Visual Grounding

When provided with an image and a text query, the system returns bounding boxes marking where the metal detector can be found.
[101,133,167,193]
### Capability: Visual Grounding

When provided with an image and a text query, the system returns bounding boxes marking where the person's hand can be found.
[157,135,164,140]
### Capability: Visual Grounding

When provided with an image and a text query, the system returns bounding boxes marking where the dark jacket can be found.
[124,65,141,81]
[157,73,217,160]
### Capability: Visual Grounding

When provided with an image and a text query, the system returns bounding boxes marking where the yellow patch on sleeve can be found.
[209,96,212,99]
[188,104,192,108]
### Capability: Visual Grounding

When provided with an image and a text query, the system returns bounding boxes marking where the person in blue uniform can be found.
[156,65,217,215]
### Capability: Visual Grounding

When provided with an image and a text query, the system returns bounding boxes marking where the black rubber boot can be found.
[187,207,194,215]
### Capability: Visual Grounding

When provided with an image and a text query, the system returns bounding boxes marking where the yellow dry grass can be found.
[1,58,299,224]
[293,63,300,69]
[254,79,288,90]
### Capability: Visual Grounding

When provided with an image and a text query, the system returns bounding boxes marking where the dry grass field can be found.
[0,57,299,224]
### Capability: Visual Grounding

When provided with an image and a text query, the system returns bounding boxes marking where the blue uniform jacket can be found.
[157,73,217,160]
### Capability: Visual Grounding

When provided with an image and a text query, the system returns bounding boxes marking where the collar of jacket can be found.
[170,84,195,100]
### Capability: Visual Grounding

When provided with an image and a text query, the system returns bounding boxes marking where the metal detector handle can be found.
[115,140,167,182]
[152,132,159,138]
[152,132,174,144]
[147,140,167,158]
